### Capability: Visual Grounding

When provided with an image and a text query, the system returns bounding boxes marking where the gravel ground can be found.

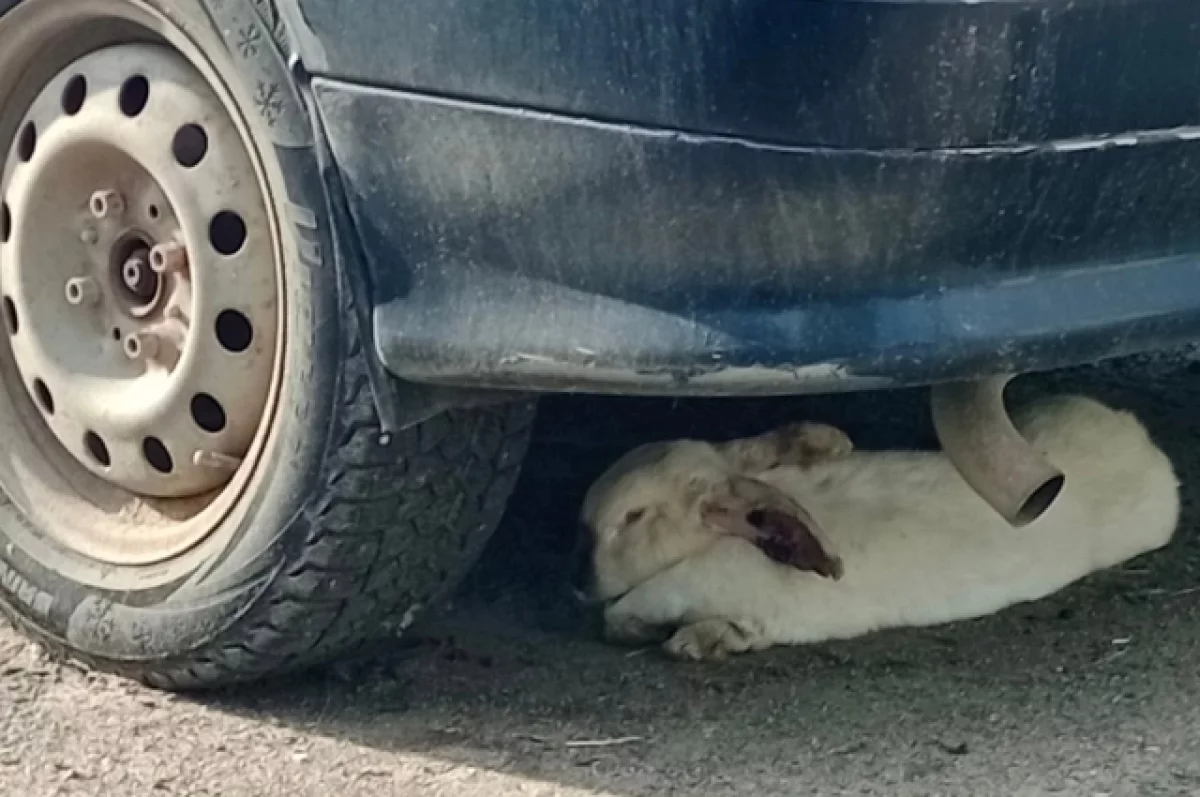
[3,355,1200,796]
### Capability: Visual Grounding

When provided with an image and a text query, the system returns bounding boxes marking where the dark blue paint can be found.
[292,0,1200,149]
[371,249,1200,395]
[280,0,1200,394]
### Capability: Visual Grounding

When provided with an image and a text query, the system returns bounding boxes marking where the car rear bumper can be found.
[292,0,1200,395]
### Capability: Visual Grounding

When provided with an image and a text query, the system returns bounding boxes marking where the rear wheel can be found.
[0,0,534,689]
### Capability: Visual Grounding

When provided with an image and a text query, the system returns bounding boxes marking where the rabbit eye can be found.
[623,508,647,526]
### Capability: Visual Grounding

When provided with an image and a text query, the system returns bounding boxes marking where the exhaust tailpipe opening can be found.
[931,375,1065,528]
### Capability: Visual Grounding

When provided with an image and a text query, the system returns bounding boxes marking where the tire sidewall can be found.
[0,0,349,661]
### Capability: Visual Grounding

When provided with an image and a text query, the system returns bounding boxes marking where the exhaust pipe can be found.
[931,375,1064,528]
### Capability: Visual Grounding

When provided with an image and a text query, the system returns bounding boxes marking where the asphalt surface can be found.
[3,353,1200,796]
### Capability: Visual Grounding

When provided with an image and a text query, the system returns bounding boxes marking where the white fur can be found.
[591,396,1180,659]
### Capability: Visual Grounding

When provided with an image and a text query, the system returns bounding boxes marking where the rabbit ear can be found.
[701,475,843,580]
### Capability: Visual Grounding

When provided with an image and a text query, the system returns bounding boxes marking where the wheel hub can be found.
[113,234,161,311]
[0,42,279,499]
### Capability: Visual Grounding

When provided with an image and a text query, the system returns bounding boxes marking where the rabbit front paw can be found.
[774,422,853,467]
[663,618,769,661]
[724,422,853,474]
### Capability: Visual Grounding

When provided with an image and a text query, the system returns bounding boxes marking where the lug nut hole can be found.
[173,124,208,168]
[142,437,173,474]
[85,432,111,468]
[209,211,247,256]
[16,122,35,162]
[62,76,87,115]
[32,379,54,415]
[2,296,16,335]
[215,309,253,353]
[191,393,227,433]
[119,75,150,117]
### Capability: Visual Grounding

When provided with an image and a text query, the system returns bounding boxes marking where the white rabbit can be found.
[572,395,1180,661]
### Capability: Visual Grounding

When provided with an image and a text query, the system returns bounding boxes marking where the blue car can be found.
[0,0,1196,688]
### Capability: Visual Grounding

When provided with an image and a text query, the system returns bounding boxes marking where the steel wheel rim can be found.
[0,0,287,570]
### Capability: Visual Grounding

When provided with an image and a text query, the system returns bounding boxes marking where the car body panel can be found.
[288,0,1200,150]
[282,0,1200,394]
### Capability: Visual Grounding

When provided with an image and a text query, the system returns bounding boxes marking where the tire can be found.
[0,0,535,689]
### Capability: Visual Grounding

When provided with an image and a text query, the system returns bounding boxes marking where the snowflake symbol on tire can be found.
[236,24,262,58]
[254,80,282,128]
